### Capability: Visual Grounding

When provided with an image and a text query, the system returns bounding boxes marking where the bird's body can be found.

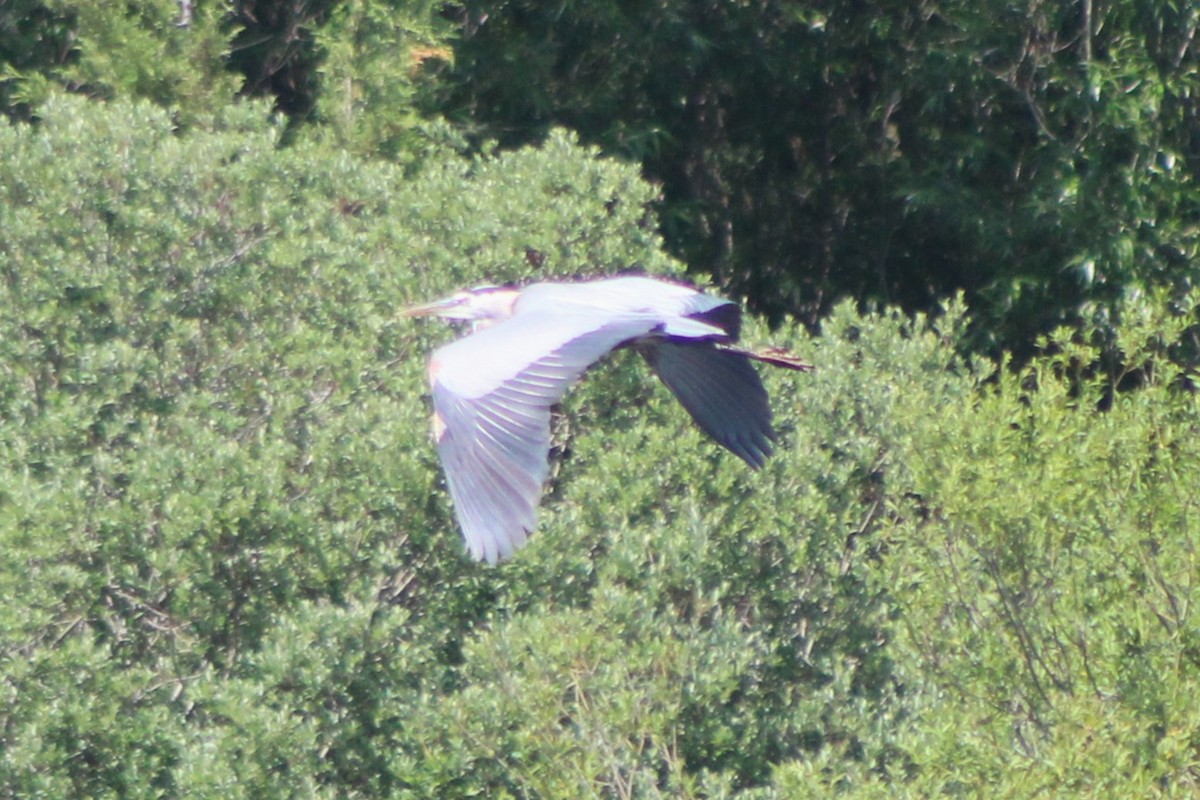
[406,276,811,563]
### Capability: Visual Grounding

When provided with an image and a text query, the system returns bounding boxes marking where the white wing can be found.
[429,310,664,563]
[517,277,738,339]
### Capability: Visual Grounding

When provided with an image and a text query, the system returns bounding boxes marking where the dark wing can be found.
[640,341,777,468]
[430,312,660,563]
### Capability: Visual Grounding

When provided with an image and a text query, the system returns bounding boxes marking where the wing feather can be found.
[430,311,660,562]
[641,341,776,468]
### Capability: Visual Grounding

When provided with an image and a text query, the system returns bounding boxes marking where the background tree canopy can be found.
[4,0,1198,354]
[439,0,1200,355]
[1,1,1199,797]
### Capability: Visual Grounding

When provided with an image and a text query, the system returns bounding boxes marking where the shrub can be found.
[3,92,1199,797]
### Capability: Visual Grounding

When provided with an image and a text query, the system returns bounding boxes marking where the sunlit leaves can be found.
[3,90,1200,797]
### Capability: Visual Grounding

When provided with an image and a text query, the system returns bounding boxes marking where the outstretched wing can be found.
[429,311,661,563]
[640,341,777,469]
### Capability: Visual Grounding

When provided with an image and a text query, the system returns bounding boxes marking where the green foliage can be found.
[3,92,1200,798]
[3,0,242,123]
[0,94,674,796]
[308,0,452,158]
[441,0,1200,356]
[4,1,1198,361]
[1,0,452,156]
[0,0,74,118]
[875,297,1200,795]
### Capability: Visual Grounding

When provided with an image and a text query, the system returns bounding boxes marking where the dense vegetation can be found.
[1,2,1198,797]
[443,0,1200,354]
[5,0,1199,353]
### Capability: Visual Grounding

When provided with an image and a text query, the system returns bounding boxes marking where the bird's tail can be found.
[719,344,814,372]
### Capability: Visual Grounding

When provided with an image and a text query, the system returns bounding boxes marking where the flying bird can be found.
[405,275,812,563]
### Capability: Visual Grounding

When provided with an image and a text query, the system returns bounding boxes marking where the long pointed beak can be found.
[400,296,457,318]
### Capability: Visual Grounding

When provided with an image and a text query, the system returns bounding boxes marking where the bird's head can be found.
[402,285,520,329]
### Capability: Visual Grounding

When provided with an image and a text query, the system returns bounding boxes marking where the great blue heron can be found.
[405,275,812,563]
